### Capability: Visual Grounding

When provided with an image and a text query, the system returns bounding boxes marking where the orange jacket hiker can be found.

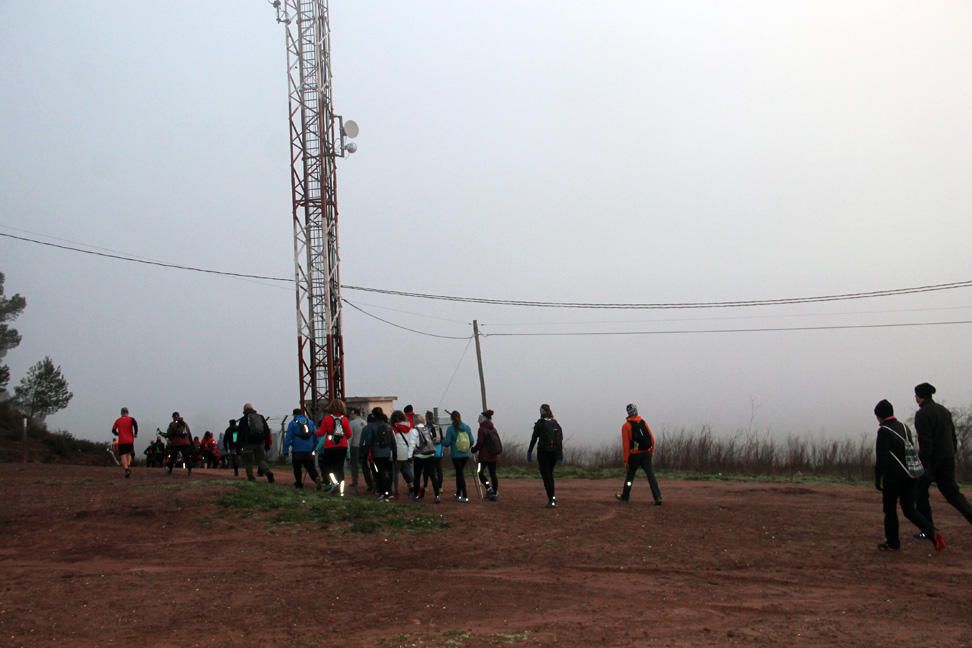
[621,416,654,465]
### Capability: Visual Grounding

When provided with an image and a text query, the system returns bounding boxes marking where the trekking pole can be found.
[472,455,484,501]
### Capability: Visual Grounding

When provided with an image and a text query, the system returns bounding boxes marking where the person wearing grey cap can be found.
[616,403,662,505]
[913,383,972,532]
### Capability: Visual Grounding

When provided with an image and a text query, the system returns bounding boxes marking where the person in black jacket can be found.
[528,403,564,508]
[913,383,972,529]
[223,419,241,477]
[238,403,275,484]
[873,399,943,551]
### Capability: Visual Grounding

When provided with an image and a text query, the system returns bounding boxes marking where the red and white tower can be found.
[272,0,357,416]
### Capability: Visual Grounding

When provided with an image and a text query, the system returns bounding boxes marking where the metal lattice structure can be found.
[273,0,353,416]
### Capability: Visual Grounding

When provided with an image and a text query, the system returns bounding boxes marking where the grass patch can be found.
[495,465,867,486]
[217,482,449,534]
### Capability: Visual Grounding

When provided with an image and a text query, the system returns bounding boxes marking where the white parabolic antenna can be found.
[343,119,359,138]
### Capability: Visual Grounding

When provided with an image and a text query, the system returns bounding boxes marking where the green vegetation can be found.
[217,481,449,534]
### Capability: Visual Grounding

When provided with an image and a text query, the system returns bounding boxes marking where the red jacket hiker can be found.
[621,416,654,466]
[317,414,352,450]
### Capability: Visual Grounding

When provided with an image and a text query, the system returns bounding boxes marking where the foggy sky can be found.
[1,1,970,451]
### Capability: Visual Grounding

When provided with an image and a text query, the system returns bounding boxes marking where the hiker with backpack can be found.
[348,407,370,491]
[360,407,395,501]
[411,415,442,503]
[872,399,944,552]
[616,404,662,505]
[472,409,502,501]
[421,410,445,498]
[283,408,323,490]
[442,410,474,503]
[390,410,417,498]
[316,399,352,495]
[238,403,275,483]
[164,411,194,476]
[528,403,564,508]
[111,407,139,478]
[913,383,972,530]
[223,419,241,477]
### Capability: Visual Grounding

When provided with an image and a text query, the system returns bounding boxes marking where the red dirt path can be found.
[0,464,969,647]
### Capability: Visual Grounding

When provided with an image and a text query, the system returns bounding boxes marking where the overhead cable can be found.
[342,299,471,340]
[482,320,972,337]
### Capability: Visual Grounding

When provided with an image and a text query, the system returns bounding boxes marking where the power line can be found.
[437,337,474,407]
[342,299,471,340]
[4,229,972,311]
[482,320,972,337]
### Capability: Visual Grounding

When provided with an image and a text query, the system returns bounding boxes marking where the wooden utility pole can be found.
[472,320,488,412]
[21,415,28,464]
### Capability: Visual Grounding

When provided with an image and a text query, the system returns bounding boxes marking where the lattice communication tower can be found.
[271,0,357,416]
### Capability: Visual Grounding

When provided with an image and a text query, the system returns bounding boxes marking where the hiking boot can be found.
[315,481,324,491]
[933,532,946,552]
[124,469,131,479]
[266,472,275,484]
[913,531,929,541]
[546,498,557,508]
[434,495,441,504]
[459,496,469,503]
[877,543,900,552]
[655,500,663,506]
[615,493,628,503]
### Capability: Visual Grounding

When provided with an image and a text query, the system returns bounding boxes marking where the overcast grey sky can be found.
[1,1,970,450]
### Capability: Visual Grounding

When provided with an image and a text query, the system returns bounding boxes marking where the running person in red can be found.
[112,407,139,478]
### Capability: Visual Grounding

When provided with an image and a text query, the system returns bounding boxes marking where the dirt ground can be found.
[0,464,969,647]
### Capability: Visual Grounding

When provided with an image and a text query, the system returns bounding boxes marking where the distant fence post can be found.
[21,415,28,464]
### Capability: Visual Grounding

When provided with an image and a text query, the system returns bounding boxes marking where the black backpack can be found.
[374,422,392,449]
[245,412,266,444]
[295,416,311,441]
[329,415,346,443]
[484,427,503,455]
[629,419,652,451]
[538,419,562,451]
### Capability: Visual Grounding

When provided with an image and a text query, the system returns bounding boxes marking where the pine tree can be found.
[0,272,27,394]
[14,357,73,421]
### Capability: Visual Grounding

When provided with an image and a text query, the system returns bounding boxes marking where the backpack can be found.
[455,427,471,453]
[537,418,562,451]
[245,412,266,444]
[329,415,346,443]
[484,427,503,455]
[173,421,188,439]
[629,419,653,452]
[414,425,435,455]
[374,422,392,449]
[881,424,925,479]
[295,416,311,441]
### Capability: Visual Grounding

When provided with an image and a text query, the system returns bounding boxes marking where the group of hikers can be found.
[109,380,972,548]
[872,382,972,553]
[109,399,664,508]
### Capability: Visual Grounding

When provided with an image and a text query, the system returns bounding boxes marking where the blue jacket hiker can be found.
[282,409,322,490]
[442,412,474,502]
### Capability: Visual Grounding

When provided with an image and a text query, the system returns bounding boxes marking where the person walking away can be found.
[873,399,944,551]
[913,383,972,531]
[348,408,369,491]
[616,404,662,505]
[412,416,442,503]
[404,404,416,428]
[238,403,275,483]
[164,412,194,476]
[442,410,474,502]
[316,399,352,495]
[360,407,396,501]
[472,410,502,501]
[112,407,139,478]
[422,410,445,496]
[283,408,322,490]
[528,404,564,508]
[390,410,417,498]
[223,419,241,477]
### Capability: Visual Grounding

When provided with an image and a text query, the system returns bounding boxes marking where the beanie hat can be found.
[626,403,638,417]
[914,383,936,399]
[874,399,894,419]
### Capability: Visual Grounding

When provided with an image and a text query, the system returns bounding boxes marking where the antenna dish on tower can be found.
[342,120,359,138]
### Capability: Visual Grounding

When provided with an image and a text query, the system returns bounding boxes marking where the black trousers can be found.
[478,460,498,494]
[321,447,346,484]
[422,457,443,490]
[916,459,972,526]
[358,451,375,491]
[291,451,320,488]
[621,453,662,502]
[537,450,558,499]
[166,446,193,472]
[882,475,936,548]
[413,456,442,496]
[374,457,393,495]
[452,457,469,498]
